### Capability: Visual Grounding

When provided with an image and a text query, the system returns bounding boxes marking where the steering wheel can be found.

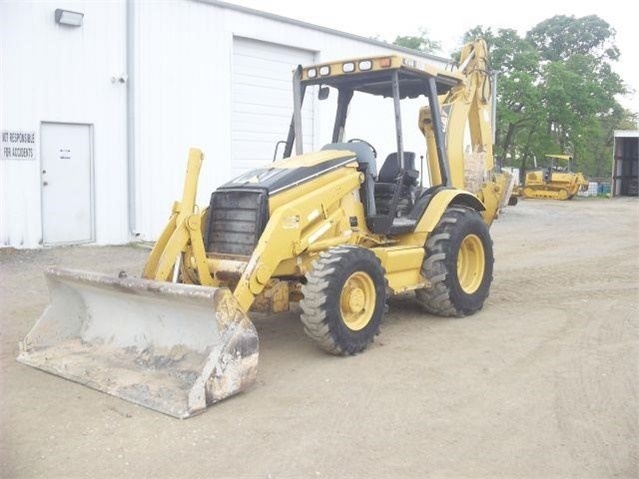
[347,138,377,159]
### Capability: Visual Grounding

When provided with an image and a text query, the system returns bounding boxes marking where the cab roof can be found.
[300,55,465,98]
[545,154,573,161]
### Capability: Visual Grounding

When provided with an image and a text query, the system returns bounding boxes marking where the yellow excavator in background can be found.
[516,154,588,200]
[19,40,511,418]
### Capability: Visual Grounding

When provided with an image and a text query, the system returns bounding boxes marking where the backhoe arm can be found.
[420,40,493,188]
[419,39,506,224]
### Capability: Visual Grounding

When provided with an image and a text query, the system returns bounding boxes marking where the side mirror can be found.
[318,86,330,100]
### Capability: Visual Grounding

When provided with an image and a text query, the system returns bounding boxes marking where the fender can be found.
[414,189,485,234]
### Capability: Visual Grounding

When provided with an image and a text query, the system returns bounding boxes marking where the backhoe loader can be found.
[516,154,588,200]
[19,40,510,418]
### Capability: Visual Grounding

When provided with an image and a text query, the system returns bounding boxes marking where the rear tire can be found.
[300,246,387,355]
[415,206,493,317]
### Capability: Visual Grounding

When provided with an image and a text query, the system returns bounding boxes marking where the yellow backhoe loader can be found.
[516,154,588,200]
[19,40,510,418]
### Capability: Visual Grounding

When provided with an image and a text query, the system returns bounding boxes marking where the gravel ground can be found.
[1,197,637,478]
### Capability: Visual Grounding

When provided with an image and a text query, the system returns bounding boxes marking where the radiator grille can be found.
[205,189,269,256]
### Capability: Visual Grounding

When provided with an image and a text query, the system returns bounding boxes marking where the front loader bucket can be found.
[17,267,258,419]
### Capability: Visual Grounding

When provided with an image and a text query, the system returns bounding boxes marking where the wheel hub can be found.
[340,272,376,331]
[346,288,365,314]
[457,233,485,294]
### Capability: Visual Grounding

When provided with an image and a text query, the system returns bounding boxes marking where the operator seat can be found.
[377,151,418,185]
[374,152,419,215]
[321,143,377,216]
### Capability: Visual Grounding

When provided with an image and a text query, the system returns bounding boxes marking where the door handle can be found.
[43,181,49,186]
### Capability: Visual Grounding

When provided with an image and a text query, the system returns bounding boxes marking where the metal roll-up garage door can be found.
[232,37,315,176]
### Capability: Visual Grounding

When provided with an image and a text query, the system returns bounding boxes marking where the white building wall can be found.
[1,0,452,247]
[0,0,128,248]
[131,0,231,241]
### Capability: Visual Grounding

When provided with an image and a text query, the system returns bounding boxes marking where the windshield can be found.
[284,71,434,185]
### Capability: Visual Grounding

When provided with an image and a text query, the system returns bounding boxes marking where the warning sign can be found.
[1,130,36,160]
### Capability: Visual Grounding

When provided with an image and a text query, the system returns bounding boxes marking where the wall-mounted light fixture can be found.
[54,9,84,27]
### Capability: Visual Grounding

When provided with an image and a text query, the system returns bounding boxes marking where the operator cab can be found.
[282,55,464,235]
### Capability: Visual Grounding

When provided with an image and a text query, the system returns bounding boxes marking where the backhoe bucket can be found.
[17,267,258,419]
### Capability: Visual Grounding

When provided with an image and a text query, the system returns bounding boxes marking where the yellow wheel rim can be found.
[558,189,568,200]
[340,271,376,331]
[457,234,485,294]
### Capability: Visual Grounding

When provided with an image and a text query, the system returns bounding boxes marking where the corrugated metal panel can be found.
[134,1,448,240]
[131,0,232,241]
[231,37,314,176]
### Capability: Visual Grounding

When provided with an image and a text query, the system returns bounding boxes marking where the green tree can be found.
[528,15,626,175]
[527,15,620,62]
[578,105,636,178]
[462,15,631,178]
[393,28,441,54]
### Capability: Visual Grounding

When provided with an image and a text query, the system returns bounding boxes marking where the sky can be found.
[226,0,639,115]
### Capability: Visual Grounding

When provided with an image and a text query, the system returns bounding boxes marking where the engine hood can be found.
[219,150,358,195]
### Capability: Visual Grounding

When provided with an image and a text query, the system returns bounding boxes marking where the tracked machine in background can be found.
[19,40,511,418]
[516,154,588,200]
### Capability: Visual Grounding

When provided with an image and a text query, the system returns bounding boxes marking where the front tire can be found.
[415,206,493,316]
[300,246,387,355]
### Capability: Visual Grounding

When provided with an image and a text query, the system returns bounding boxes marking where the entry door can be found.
[41,123,93,244]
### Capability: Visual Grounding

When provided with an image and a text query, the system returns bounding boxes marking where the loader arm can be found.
[232,165,364,312]
[142,149,366,313]
[142,148,215,286]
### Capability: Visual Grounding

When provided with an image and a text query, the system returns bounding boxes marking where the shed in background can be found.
[612,130,639,197]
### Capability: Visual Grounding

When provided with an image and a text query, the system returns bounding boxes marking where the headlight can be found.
[359,60,372,71]
[307,68,317,78]
[319,66,331,76]
[342,62,355,73]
